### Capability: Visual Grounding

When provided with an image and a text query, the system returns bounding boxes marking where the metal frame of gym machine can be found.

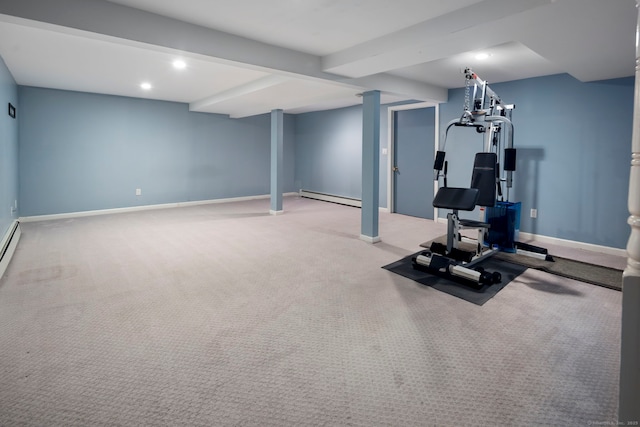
[412,67,549,287]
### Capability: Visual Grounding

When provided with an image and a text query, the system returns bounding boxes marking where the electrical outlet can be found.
[530,208,537,218]
[136,188,142,196]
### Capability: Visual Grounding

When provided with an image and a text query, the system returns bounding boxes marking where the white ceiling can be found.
[0,0,635,118]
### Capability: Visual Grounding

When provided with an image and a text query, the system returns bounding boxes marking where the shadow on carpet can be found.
[420,237,623,291]
[383,252,528,306]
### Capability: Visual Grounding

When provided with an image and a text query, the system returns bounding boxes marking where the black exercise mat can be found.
[383,252,528,306]
[420,236,623,291]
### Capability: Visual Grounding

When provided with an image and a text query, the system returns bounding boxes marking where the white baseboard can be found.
[517,231,627,258]
[435,216,626,257]
[19,193,298,223]
[0,220,21,279]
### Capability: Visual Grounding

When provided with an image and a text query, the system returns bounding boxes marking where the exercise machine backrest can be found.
[470,152,497,207]
[432,152,497,211]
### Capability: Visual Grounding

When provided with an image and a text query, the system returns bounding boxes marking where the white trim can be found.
[360,234,381,244]
[387,101,439,221]
[386,105,393,213]
[517,231,627,258]
[0,221,21,279]
[19,193,298,223]
[388,101,438,113]
[379,207,390,213]
[433,106,440,222]
[299,190,361,208]
[269,210,284,216]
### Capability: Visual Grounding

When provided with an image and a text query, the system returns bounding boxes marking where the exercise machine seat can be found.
[433,187,479,211]
[433,152,497,210]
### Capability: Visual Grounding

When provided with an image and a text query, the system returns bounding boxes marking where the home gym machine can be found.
[412,68,549,288]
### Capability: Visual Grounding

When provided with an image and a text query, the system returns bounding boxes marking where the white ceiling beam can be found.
[514,0,637,82]
[346,73,447,103]
[223,81,360,119]
[321,0,552,78]
[0,0,323,77]
[227,89,358,119]
[190,75,288,112]
[224,74,449,118]
[0,0,448,104]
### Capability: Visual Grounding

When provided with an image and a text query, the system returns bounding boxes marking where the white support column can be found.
[619,1,640,422]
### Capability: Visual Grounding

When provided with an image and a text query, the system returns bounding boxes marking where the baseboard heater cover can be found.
[0,220,21,279]
[299,190,361,208]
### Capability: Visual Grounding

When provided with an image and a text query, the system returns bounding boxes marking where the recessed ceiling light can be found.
[173,60,187,70]
[475,53,491,60]
[140,82,152,90]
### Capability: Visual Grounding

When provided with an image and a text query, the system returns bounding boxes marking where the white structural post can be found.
[619,1,640,422]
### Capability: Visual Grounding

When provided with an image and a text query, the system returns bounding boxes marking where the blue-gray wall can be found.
[293,74,633,249]
[14,73,635,249]
[18,87,295,216]
[294,103,399,207]
[0,57,19,236]
[439,74,633,249]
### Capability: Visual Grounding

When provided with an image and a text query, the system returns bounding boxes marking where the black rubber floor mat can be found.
[383,252,528,306]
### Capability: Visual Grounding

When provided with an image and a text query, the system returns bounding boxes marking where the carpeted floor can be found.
[0,196,623,426]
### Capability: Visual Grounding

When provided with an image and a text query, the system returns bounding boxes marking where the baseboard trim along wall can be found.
[517,231,627,258]
[435,217,626,258]
[0,220,21,279]
[19,193,299,223]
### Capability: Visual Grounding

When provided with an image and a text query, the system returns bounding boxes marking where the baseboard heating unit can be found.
[0,220,21,279]
[299,190,361,208]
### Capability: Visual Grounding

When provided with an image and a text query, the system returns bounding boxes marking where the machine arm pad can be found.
[504,148,517,171]
[434,151,446,171]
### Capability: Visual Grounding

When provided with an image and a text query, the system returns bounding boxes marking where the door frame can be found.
[387,101,440,221]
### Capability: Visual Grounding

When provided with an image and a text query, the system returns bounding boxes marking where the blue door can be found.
[393,107,435,219]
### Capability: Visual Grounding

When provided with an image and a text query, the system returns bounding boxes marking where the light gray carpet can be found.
[0,197,622,426]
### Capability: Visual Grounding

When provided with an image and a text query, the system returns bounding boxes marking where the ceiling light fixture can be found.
[173,60,187,70]
[140,82,152,90]
[475,53,491,60]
